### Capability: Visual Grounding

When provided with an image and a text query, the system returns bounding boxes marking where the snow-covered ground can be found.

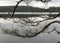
[0,17,60,43]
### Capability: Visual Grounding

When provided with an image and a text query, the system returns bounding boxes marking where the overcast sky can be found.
[0,0,60,8]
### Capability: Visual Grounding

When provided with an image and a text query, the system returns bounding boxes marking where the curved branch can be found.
[10,0,60,38]
[11,0,60,26]
[34,21,60,36]
[12,21,60,38]
[31,13,60,26]
[11,0,23,18]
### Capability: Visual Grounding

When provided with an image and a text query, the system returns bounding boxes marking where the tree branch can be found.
[11,0,23,18]
[10,0,60,38]
[33,21,60,37]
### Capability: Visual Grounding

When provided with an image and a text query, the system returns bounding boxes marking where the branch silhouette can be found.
[11,0,23,18]
[13,21,60,38]
[10,0,60,38]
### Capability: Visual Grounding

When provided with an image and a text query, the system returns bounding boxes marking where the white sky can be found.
[0,0,60,9]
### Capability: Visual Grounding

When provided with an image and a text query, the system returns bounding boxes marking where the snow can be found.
[0,17,60,43]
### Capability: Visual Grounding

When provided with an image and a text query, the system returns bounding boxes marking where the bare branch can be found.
[33,21,60,37]
[11,0,23,18]
[30,13,60,26]
[17,21,60,38]
[10,0,60,38]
